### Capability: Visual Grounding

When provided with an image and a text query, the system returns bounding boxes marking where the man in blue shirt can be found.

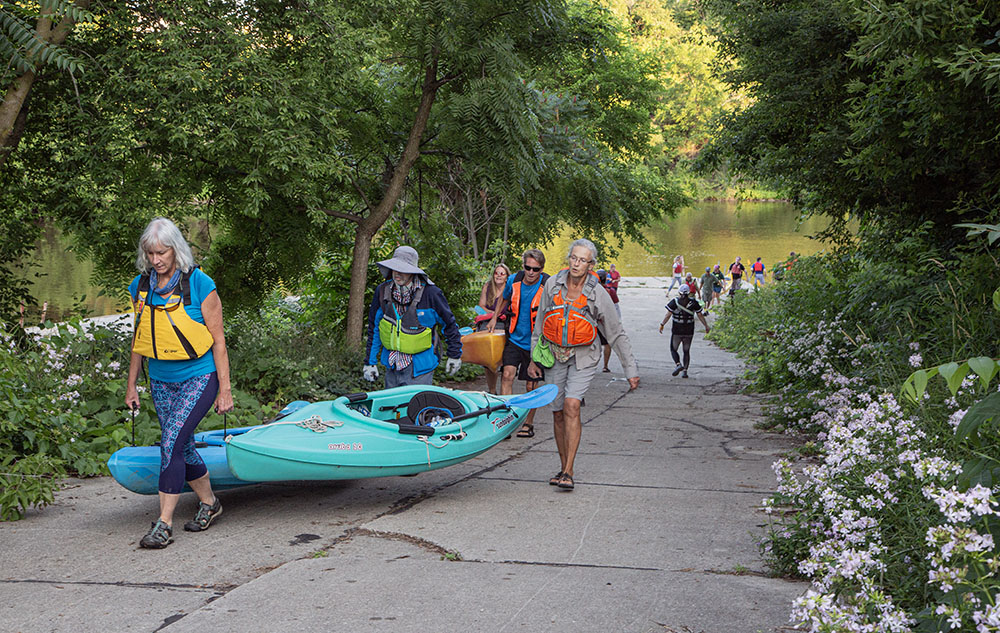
[486,249,548,437]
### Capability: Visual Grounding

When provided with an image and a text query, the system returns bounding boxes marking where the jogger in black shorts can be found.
[659,284,710,378]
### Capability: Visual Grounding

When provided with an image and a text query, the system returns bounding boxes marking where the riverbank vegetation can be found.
[705,0,1000,630]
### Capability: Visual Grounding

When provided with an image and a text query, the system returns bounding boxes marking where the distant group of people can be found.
[669,253,792,309]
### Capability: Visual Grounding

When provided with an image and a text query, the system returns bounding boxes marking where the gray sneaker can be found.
[139,520,173,549]
[184,498,222,532]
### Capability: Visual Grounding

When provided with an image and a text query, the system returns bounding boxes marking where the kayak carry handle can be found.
[345,392,368,403]
[397,424,435,436]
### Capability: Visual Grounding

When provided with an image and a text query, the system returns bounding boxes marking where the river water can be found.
[541,200,829,277]
[25,201,827,320]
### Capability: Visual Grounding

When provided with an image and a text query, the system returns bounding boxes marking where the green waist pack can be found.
[379,318,433,354]
[531,339,555,368]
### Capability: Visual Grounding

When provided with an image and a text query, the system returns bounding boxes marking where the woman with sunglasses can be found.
[125,217,233,549]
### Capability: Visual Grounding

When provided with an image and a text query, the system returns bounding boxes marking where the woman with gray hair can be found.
[528,238,639,490]
[125,217,233,549]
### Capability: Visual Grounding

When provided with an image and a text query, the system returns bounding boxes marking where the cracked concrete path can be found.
[1,279,808,633]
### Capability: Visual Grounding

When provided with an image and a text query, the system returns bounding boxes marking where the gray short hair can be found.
[135,217,196,273]
[566,238,597,264]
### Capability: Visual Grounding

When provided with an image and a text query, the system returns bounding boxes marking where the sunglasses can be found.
[524,265,542,272]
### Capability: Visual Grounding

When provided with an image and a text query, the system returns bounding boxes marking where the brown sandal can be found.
[549,471,565,485]
[557,473,575,490]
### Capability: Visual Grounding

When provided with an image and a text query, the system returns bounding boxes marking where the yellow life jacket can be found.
[132,271,214,360]
[377,283,433,354]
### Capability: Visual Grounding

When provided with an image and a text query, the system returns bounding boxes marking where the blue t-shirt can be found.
[503,276,542,351]
[129,268,218,383]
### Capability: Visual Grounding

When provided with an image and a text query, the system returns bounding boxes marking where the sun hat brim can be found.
[376,259,425,277]
[376,246,430,281]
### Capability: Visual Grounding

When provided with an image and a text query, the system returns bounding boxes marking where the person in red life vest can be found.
[486,249,549,437]
[597,268,620,372]
[528,239,639,491]
[683,271,698,297]
[606,264,621,295]
[728,257,746,295]
[476,263,511,393]
[751,257,766,288]
[667,254,685,294]
[125,217,233,549]
[363,246,463,387]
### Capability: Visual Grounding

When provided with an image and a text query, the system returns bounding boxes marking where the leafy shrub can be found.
[226,291,375,403]
[0,322,138,519]
[0,317,268,520]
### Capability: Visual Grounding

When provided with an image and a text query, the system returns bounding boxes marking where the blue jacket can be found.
[365,280,462,377]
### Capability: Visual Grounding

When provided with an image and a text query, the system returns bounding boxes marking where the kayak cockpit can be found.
[333,386,490,436]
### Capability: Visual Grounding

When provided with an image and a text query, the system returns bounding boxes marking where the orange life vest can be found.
[507,271,548,333]
[541,271,600,347]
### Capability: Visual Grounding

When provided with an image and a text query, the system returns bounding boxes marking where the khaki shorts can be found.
[547,356,598,411]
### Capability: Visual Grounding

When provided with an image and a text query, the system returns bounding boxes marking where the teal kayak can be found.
[225,385,541,482]
[108,386,555,493]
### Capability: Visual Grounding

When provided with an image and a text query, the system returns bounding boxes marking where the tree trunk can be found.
[345,225,376,348]
[0,0,91,170]
[344,57,445,345]
[502,207,509,261]
[0,72,37,171]
[465,189,478,259]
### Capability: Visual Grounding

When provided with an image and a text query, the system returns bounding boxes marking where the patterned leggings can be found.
[150,372,218,494]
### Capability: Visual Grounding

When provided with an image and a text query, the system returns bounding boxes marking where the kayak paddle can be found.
[450,383,559,423]
[504,383,558,410]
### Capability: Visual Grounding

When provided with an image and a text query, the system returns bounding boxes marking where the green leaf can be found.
[937,361,968,396]
[958,457,990,489]
[901,367,936,403]
[968,357,999,391]
[956,391,1000,441]
[994,287,1000,312]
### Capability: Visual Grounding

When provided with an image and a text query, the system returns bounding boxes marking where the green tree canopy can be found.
[702,0,1000,236]
[3,0,681,339]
